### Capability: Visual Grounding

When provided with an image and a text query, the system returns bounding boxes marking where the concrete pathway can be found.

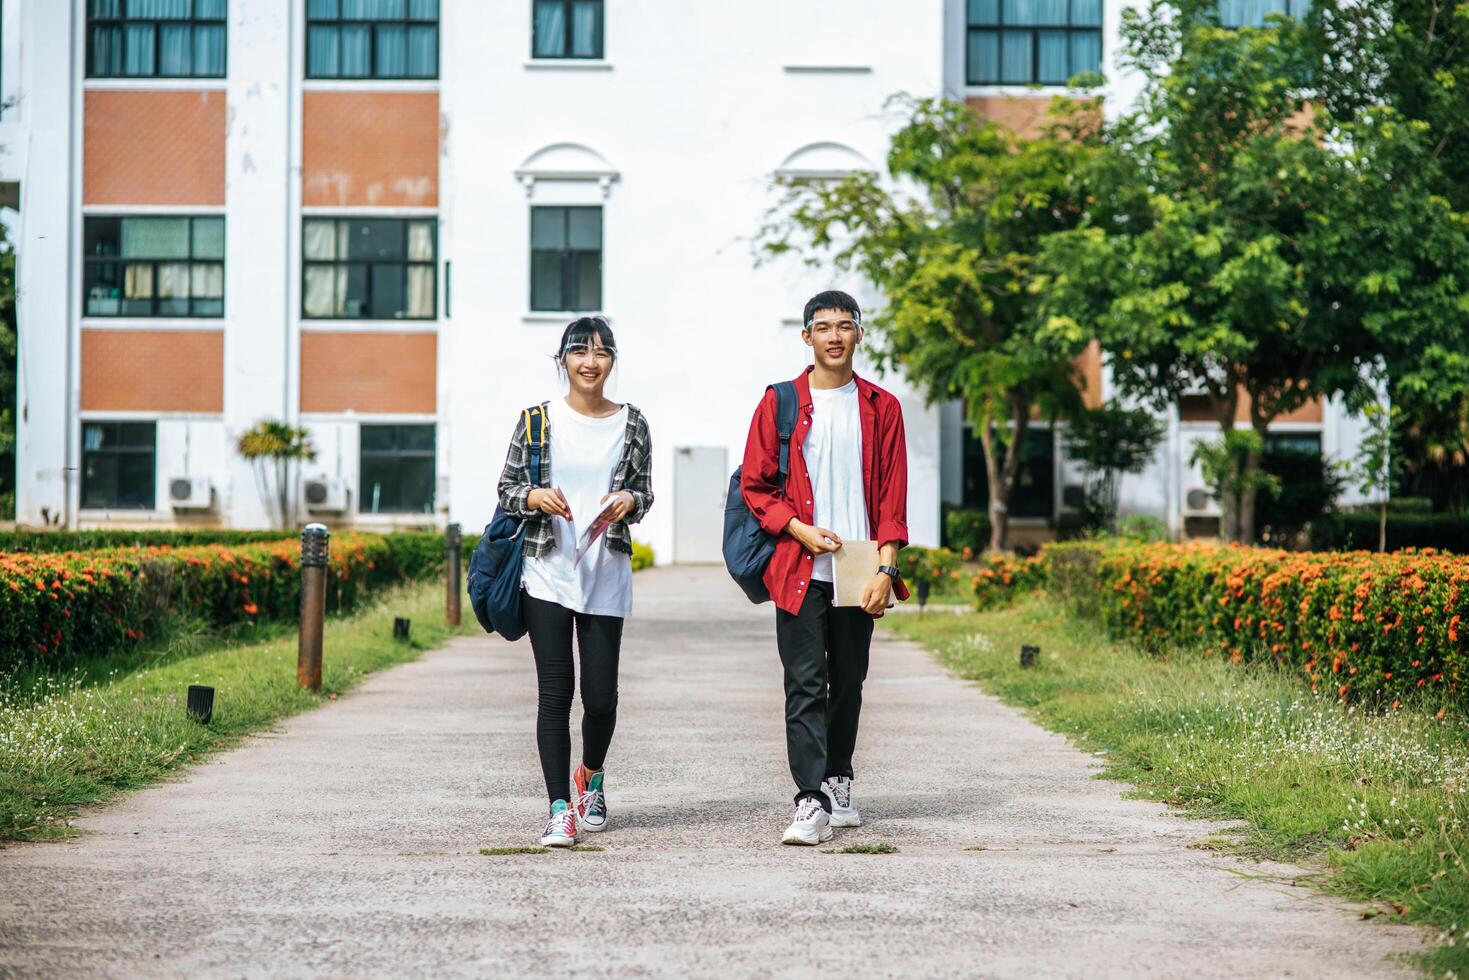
[0,566,1428,978]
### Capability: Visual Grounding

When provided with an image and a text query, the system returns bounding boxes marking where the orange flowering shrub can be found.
[0,532,447,670]
[899,546,966,595]
[970,552,1046,609]
[1042,542,1467,705]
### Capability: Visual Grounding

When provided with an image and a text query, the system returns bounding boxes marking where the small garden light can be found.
[1020,644,1039,669]
[394,617,411,641]
[186,685,214,724]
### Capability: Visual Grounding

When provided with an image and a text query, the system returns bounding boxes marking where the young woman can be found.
[496,316,653,847]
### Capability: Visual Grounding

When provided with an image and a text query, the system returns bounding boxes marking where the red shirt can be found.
[740,366,910,615]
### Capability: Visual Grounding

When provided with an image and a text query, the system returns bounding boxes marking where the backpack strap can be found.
[523,404,548,488]
[772,381,798,494]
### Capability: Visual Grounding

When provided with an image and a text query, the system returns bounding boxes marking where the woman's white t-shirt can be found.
[521,399,634,618]
[805,379,870,584]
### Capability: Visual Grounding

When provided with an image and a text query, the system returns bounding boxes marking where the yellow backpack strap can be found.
[523,404,547,486]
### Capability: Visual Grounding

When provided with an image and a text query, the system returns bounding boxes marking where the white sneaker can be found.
[823,777,862,828]
[539,800,578,847]
[781,796,833,845]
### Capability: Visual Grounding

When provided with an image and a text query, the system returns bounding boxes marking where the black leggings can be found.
[523,592,624,806]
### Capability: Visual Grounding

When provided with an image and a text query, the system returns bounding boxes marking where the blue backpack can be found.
[723,381,798,604]
[467,404,547,641]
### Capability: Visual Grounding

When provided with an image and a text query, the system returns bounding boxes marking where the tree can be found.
[1316,1,1469,509]
[758,95,1116,551]
[236,420,315,530]
[1063,403,1165,533]
[1350,401,1399,551]
[1041,1,1467,543]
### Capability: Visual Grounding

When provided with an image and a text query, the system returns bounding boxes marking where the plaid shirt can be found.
[497,401,653,558]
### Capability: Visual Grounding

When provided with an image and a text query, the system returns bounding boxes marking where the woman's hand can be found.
[526,487,572,519]
[597,490,636,524]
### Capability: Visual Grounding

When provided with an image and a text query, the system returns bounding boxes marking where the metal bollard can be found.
[445,522,462,627]
[298,523,330,690]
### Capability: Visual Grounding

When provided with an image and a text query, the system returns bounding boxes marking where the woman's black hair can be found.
[555,316,618,363]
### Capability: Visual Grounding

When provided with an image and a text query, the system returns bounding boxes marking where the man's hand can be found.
[526,487,572,519]
[786,519,842,556]
[860,572,893,618]
[597,490,636,524]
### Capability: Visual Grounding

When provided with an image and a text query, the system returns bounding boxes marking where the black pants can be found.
[775,581,874,811]
[523,592,623,807]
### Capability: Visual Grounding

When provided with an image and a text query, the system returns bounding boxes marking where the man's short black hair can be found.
[802,290,861,328]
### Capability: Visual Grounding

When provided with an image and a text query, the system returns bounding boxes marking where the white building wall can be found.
[223,0,297,529]
[14,0,77,527]
[440,0,947,560]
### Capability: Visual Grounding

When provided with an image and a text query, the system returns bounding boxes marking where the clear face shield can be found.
[555,339,621,402]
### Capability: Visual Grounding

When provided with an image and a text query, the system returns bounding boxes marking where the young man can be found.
[740,289,909,845]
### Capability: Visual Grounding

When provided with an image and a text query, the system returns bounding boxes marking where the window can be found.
[306,0,438,79]
[84,216,225,318]
[530,206,601,312]
[1265,431,1322,455]
[532,0,603,59]
[360,424,435,514]
[87,0,227,79]
[966,0,1103,86]
[303,217,436,319]
[962,427,1055,519]
[81,422,157,510]
[1217,0,1310,27]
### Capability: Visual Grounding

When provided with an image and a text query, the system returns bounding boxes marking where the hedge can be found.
[1018,541,1468,707]
[1311,512,1469,554]
[0,532,451,671]
[0,529,298,553]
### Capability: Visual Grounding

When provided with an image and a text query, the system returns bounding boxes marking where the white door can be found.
[674,446,729,563]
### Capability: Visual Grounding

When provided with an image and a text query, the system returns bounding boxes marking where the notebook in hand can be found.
[831,539,893,608]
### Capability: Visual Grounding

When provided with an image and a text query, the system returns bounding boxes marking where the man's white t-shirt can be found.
[804,378,870,583]
[521,398,634,618]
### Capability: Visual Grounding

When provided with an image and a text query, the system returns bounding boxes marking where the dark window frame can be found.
[960,423,1057,520]
[301,217,438,321]
[83,215,226,319]
[358,423,436,515]
[965,1,1103,86]
[86,0,228,80]
[305,0,440,80]
[81,420,158,511]
[1216,0,1309,28]
[529,205,602,313]
[531,0,604,60]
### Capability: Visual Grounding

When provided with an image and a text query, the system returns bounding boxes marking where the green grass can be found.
[884,598,1469,978]
[480,846,550,856]
[836,842,897,854]
[0,578,474,842]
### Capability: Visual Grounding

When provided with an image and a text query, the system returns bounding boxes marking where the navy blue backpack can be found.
[723,381,798,604]
[467,405,547,640]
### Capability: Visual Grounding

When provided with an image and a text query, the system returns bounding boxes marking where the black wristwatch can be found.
[878,564,901,582]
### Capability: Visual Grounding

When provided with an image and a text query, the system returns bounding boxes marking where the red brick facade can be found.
[85,90,226,206]
[300,332,437,415]
[302,91,440,207]
[82,329,224,412]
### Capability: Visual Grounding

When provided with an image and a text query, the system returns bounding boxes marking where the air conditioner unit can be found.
[304,477,349,513]
[1182,486,1222,518]
[168,476,214,510]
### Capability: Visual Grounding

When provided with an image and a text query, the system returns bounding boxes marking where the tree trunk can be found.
[979,421,1008,553]
[1220,486,1240,542]
[1378,498,1388,552]
[1237,442,1262,546]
